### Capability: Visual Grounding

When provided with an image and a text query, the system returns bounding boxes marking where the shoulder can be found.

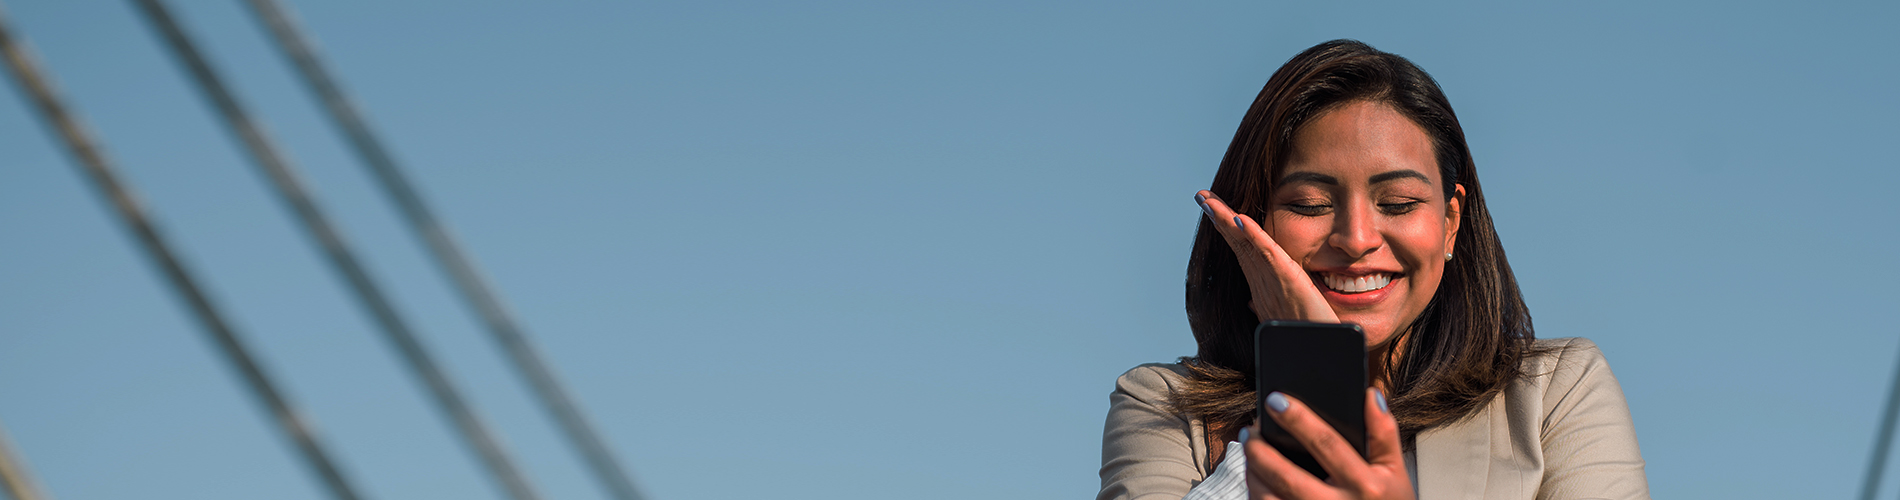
[1508,339,1651,497]
[1523,337,1609,377]
[1109,363,1193,414]
[1106,363,1198,430]
[1516,337,1630,433]
[1113,363,1192,400]
[1522,337,1614,389]
[1101,362,1209,496]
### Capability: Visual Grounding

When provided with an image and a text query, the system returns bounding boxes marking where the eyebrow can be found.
[1277,169,1432,186]
[1369,170,1431,185]
[1279,172,1337,186]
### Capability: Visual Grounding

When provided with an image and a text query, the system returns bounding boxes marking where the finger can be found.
[1196,193,1294,295]
[1198,192,1288,264]
[1199,195,1286,299]
[1196,191,1289,259]
[1198,191,1339,323]
[1243,423,1337,500]
[1225,206,1292,263]
[1193,190,1228,223]
[1263,391,1370,487]
[1229,211,1335,300]
[1231,212,1337,323]
[1244,468,1285,500]
[1365,388,1404,468]
[1195,191,1258,253]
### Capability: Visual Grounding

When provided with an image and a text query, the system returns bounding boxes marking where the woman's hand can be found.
[1242,390,1413,500]
[1196,191,1338,324]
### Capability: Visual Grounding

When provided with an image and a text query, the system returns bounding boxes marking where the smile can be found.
[1321,272,1395,294]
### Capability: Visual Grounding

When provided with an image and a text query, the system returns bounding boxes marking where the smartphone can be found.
[1254,320,1368,480]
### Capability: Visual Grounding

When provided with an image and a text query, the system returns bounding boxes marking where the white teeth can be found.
[1324,273,1393,293]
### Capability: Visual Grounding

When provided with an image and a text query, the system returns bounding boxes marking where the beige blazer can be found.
[1098,338,1649,500]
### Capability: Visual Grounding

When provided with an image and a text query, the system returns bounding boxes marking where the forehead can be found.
[1281,100,1438,185]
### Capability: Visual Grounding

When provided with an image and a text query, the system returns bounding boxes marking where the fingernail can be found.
[1266,391,1289,413]
[1197,196,1212,217]
[1375,389,1389,414]
[1233,215,1246,228]
[1237,427,1250,443]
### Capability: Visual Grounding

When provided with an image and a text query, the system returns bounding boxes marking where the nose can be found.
[1327,199,1383,259]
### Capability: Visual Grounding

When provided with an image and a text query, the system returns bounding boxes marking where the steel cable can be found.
[0,5,364,499]
[236,1,648,499]
[1860,342,1900,500]
[0,421,50,500]
[125,1,543,499]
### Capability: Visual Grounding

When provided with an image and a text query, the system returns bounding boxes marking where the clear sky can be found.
[1,1,1896,499]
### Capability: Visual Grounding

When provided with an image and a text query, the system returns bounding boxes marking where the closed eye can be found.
[1285,202,1331,216]
[1379,201,1422,215]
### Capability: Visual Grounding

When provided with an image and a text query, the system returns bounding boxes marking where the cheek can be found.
[1387,219,1450,265]
[1268,215,1332,262]
[1390,223,1449,296]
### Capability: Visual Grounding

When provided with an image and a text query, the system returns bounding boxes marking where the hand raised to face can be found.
[1197,190,1339,325]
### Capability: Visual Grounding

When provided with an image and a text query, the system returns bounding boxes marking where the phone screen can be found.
[1253,320,1368,480]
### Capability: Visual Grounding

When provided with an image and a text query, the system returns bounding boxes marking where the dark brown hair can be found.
[1173,40,1541,439]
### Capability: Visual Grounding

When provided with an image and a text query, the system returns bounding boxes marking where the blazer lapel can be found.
[1414,401,1495,500]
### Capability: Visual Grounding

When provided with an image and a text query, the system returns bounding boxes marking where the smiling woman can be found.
[1098,40,1650,500]
[1266,101,1460,345]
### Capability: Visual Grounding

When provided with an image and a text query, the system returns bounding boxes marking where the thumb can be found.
[1365,388,1403,466]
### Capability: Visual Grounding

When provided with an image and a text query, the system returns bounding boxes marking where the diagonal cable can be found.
[0,5,364,499]
[0,420,52,500]
[124,1,543,499]
[235,2,648,499]
[1861,341,1900,500]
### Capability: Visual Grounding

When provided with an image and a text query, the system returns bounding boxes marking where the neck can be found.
[1367,342,1399,394]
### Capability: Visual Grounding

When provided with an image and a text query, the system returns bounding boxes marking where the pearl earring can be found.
[1444,253,1453,261]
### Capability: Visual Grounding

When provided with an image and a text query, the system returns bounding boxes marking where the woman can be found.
[1098,40,1648,500]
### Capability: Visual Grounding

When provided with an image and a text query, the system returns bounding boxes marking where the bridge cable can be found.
[0,420,50,500]
[1860,341,1900,500]
[126,2,543,499]
[0,5,365,499]
[236,2,647,498]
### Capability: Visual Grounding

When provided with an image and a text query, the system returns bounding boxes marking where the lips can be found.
[1320,272,1395,294]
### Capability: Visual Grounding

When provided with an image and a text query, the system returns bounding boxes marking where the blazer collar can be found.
[1414,400,1497,500]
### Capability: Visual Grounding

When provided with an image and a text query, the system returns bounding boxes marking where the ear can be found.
[1445,184,1466,253]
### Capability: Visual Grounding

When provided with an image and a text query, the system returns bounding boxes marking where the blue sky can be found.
[1,1,1896,499]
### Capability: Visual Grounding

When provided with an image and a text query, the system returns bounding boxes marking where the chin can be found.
[1336,315,1401,350]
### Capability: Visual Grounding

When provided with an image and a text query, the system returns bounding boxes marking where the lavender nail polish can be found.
[1375,389,1389,414]
[1234,215,1246,228]
[1266,391,1290,413]
[1237,427,1251,444]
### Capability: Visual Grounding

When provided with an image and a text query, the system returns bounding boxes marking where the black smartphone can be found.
[1254,320,1368,480]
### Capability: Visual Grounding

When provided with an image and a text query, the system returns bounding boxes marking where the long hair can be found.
[1172,40,1541,439]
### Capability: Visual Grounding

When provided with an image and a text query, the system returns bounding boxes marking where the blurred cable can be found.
[236,2,650,499]
[0,5,363,499]
[1861,342,1900,500]
[125,2,543,500]
[0,421,50,500]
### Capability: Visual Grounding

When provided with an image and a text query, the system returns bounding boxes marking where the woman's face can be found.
[1267,100,1464,348]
